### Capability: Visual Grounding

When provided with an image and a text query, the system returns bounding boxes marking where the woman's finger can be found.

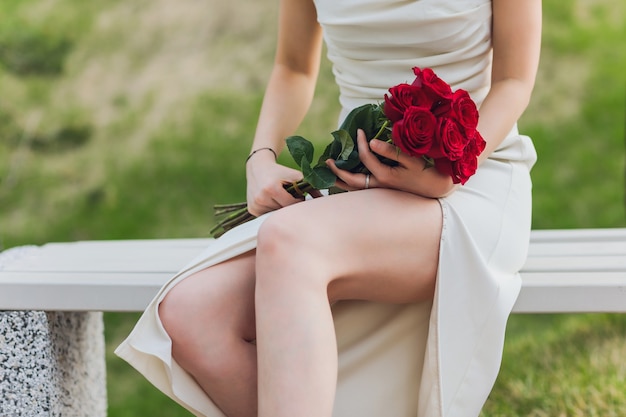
[268,166,307,206]
[355,130,400,179]
[246,154,308,215]
[248,199,278,216]
[355,129,379,165]
[275,187,305,207]
[326,159,374,191]
[249,187,301,215]
[368,138,403,164]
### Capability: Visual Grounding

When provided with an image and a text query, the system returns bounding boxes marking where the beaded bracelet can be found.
[245,147,277,164]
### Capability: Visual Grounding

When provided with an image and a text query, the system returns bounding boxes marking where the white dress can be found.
[115,0,537,416]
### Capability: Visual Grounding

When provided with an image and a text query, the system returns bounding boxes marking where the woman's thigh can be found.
[257,188,443,304]
[159,251,257,342]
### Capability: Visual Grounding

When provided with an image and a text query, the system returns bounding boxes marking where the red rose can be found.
[434,153,477,185]
[472,130,487,155]
[456,151,479,184]
[433,158,454,181]
[434,130,485,184]
[429,117,469,161]
[384,84,431,123]
[391,106,437,157]
[451,89,479,131]
[380,67,486,185]
[411,67,453,107]
[455,131,486,184]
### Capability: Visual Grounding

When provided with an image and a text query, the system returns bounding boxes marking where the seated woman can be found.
[116,0,541,416]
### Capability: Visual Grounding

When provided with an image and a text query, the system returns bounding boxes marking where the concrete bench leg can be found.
[0,310,107,417]
[0,246,107,416]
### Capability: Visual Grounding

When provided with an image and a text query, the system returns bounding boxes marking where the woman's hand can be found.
[327,129,457,198]
[245,151,306,216]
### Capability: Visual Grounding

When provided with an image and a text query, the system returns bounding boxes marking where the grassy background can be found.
[0,0,625,415]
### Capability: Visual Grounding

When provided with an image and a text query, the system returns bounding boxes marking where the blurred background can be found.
[0,0,625,415]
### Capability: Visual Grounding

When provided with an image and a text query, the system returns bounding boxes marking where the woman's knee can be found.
[160,285,239,370]
[256,209,306,262]
[256,210,330,293]
[159,283,195,344]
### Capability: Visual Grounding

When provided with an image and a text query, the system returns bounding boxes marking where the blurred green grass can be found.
[0,0,625,416]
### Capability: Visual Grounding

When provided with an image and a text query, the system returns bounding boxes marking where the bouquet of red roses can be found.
[211,67,485,237]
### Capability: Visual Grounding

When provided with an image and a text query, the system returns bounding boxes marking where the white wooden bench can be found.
[1,228,625,416]
[1,228,626,313]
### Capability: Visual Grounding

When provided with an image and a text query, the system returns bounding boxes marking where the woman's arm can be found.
[246,0,324,216]
[329,0,542,198]
[478,0,542,162]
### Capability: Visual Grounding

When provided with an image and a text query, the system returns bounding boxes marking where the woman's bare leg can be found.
[159,251,258,417]
[254,188,442,417]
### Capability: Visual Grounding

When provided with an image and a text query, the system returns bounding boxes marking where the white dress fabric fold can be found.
[116,0,537,415]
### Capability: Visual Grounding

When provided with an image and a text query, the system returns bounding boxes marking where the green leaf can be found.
[334,150,362,171]
[301,154,336,189]
[331,129,354,161]
[339,103,383,141]
[318,136,343,166]
[297,152,313,175]
[286,135,314,169]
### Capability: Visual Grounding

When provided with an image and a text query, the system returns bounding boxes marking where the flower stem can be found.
[210,206,252,237]
[373,120,390,140]
[210,179,318,238]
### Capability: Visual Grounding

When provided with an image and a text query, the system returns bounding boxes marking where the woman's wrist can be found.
[246,147,277,164]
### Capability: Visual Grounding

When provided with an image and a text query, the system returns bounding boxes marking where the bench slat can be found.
[523,256,626,272]
[1,228,625,312]
[514,272,626,313]
[0,272,171,311]
[5,245,625,274]
[528,240,626,256]
[529,228,626,242]
[3,244,203,273]
[2,270,626,312]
